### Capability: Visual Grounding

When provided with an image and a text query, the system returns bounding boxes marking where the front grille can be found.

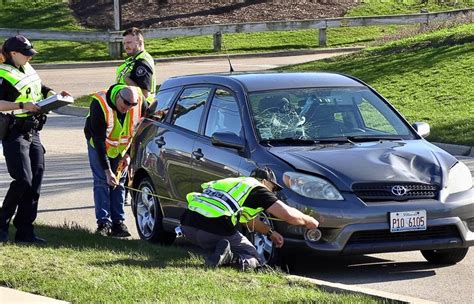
[347,225,460,244]
[352,182,438,202]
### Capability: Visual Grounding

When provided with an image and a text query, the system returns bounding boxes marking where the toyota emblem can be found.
[391,185,408,196]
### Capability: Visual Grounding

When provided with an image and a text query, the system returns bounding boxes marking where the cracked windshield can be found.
[249,87,415,142]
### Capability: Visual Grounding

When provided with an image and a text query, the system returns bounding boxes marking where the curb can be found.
[288,275,436,304]
[32,47,363,70]
[0,287,68,304]
[432,142,474,157]
[54,105,89,117]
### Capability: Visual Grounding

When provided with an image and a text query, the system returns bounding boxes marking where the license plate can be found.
[390,210,426,233]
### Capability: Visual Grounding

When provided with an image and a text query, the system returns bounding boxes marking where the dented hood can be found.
[268,140,458,190]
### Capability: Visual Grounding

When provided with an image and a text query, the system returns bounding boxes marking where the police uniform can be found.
[181,176,279,269]
[116,50,156,104]
[0,35,53,244]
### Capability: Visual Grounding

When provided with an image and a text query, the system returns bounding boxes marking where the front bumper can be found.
[277,188,474,255]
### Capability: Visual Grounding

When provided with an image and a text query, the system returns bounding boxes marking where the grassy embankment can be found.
[283,23,474,146]
[0,224,381,303]
[0,0,471,62]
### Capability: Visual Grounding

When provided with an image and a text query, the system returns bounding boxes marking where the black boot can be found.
[205,239,234,268]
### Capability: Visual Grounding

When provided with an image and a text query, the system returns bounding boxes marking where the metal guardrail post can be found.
[318,28,327,47]
[213,32,222,52]
[108,30,122,59]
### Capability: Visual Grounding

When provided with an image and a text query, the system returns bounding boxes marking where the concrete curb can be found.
[288,275,436,304]
[432,142,474,157]
[32,47,363,70]
[0,287,68,304]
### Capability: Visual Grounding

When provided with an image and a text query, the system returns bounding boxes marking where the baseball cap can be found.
[250,167,283,191]
[3,35,38,56]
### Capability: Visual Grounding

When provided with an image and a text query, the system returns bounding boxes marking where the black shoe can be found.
[205,239,234,268]
[110,222,131,237]
[96,222,111,236]
[0,230,8,244]
[14,235,47,245]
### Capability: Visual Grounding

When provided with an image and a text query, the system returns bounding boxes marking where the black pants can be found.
[0,128,44,238]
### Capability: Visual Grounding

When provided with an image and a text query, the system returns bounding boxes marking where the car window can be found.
[249,87,414,141]
[149,88,180,121]
[171,87,211,133]
[357,98,397,134]
[204,89,242,137]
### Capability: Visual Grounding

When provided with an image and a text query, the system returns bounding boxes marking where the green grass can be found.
[346,0,473,17]
[0,0,85,31]
[0,224,380,303]
[2,0,472,62]
[282,23,474,146]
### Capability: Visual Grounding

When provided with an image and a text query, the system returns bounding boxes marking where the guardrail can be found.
[0,8,472,59]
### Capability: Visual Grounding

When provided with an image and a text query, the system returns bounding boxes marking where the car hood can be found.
[268,140,458,190]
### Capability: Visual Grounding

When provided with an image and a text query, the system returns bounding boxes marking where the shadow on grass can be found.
[23,223,201,269]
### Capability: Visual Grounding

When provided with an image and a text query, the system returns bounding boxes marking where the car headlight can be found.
[283,172,343,200]
[447,162,473,194]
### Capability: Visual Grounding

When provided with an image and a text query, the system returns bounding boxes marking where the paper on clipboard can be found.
[36,94,74,113]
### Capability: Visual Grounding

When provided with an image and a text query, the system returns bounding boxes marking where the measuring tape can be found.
[123,185,283,221]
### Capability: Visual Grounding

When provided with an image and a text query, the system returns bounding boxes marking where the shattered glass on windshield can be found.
[249,88,412,141]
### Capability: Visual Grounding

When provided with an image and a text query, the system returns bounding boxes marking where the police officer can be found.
[84,84,147,237]
[0,35,70,244]
[180,168,319,270]
[116,27,156,104]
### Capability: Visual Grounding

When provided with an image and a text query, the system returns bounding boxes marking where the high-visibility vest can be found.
[116,50,156,104]
[187,177,266,226]
[0,62,42,117]
[88,85,143,158]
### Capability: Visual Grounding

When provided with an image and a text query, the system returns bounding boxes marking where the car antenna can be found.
[221,32,235,73]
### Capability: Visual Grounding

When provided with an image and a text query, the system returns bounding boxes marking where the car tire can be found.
[245,213,283,267]
[134,177,175,245]
[421,247,469,265]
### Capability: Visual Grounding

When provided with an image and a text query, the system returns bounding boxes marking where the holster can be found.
[0,113,14,140]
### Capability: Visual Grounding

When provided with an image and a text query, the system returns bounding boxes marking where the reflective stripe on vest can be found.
[91,87,143,158]
[187,177,265,225]
[116,50,156,103]
[0,62,42,117]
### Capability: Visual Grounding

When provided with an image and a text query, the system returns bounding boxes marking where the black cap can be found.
[3,35,38,56]
[250,167,283,191]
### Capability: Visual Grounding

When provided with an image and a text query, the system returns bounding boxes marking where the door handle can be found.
[155,137,165,148]
[192,148,204,160]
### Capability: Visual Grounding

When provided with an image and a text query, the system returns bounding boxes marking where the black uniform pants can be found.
[0,128,44,238]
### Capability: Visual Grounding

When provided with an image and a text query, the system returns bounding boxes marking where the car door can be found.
[190,87,245,192]
[157,86,212,219]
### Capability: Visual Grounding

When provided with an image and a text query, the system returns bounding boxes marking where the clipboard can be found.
[36,94,74,113]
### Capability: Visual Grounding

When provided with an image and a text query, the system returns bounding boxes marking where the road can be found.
[1,52,473,303]
[34,51,357,98]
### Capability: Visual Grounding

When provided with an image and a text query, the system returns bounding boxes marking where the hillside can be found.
[284,23,474,145]
[71,0,355,29]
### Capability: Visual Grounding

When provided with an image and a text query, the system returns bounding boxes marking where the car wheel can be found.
[246,214,281,266]
[134,177,175,245]
[421,247,469,264]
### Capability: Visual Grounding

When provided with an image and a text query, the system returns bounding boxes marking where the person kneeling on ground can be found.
[180,167,319,270]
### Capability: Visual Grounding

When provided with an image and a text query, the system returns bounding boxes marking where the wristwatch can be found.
[266,228,274,239]
[19,103,24,109]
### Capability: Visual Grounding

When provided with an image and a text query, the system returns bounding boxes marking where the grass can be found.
[282,23,474,146]
[0,223,380,303]
[1,0,472,62]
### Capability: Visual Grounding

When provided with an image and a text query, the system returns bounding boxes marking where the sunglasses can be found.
[119,92,138,107]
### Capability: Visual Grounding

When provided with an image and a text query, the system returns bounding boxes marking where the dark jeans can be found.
[181,225,262,268]
[0,128,44,238]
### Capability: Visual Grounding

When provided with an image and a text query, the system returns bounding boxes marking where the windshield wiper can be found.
[345,135,403,142]
[261,138,319,146]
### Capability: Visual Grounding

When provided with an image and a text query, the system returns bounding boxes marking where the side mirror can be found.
[211,132,245,151]
[412,122,430,138]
